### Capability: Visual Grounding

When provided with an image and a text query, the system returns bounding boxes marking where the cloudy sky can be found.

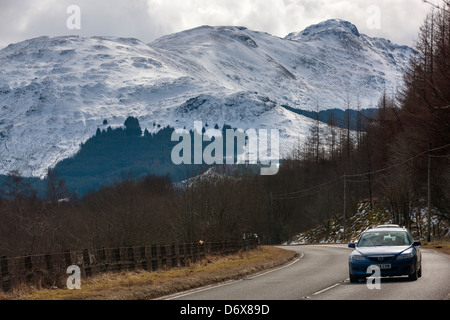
[0,0,434,49]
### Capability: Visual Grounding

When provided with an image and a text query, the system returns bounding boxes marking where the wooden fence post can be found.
[179,243,186,267]
[151,245,158,271]
[127,247,135,271]
[113,248,121,272]
[64,251,72,267]
[185,243,192,265]
[83,249,92,277]
[171,244,177,268]
[192,243,197,261]
[1,256,10,292]
[160,245,167,269]
[98,248,108,273]
[139,246,147,271]
[45,253,54,276]
[24,255,33,284]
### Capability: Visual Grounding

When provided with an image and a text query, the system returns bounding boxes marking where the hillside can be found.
[0,19,414,178]
[290,201,450,244]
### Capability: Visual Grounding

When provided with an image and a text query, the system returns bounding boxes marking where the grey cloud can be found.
[0,0,431,49]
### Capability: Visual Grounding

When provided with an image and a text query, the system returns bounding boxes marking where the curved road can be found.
[159,245,450,300]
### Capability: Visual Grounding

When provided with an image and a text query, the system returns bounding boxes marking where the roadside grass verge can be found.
[0,246,297,300]
[421,242,450,255]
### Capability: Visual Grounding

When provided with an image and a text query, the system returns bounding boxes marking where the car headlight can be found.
[350,255,367,261]
[397,252,414,260]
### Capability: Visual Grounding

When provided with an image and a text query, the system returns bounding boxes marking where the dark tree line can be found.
[394,0,450,222]
[261,0,449,241]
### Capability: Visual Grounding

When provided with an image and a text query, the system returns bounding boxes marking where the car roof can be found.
[375,224,400,228]
[365,227,407,233]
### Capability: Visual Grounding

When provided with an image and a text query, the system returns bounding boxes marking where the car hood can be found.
[354,246,411,256]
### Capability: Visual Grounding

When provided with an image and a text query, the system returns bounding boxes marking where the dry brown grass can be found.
[421,242,450,255]
[0,246,297,300]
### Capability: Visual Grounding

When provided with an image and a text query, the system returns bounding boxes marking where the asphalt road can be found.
[160,245,450,300]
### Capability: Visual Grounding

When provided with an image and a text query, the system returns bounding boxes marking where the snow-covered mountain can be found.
[0,19,415,178]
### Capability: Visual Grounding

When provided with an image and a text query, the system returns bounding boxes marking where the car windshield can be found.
[357,231,411,247]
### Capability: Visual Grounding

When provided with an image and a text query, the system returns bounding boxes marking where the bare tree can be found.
[45,168,70,203]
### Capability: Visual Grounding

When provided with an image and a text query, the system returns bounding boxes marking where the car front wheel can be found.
[408,262,419,281]
[350,274,361,283]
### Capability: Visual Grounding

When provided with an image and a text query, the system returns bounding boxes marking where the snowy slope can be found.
[0,19,415,177]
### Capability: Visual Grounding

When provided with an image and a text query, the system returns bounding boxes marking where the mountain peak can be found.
[285,19,360,41]
[151,25,258,50]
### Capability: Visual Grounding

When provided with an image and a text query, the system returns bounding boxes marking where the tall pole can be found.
[427,143,432,243]
[270,192,273,244]
[343,174,347,243]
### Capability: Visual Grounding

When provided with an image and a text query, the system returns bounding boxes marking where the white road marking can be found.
[245,253,304,280]
[312,283,342,296]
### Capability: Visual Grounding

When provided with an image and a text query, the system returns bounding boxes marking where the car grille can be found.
[367,255,395,263]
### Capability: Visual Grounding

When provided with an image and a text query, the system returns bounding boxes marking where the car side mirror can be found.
[413,241,421,246]
[348,243,356,248]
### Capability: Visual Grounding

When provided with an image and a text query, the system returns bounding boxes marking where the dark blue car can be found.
[348,226,422,283]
